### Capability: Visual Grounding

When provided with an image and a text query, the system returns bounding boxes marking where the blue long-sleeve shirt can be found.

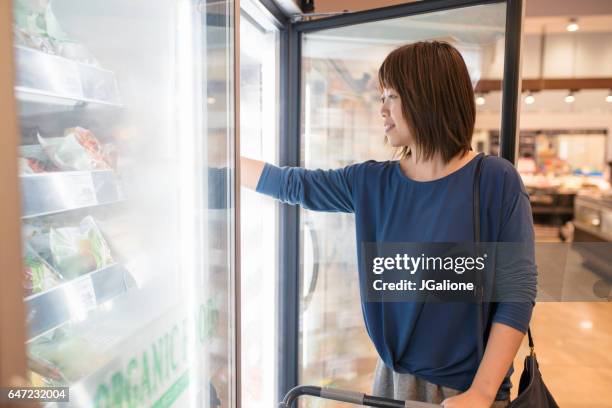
[255,153,537,396]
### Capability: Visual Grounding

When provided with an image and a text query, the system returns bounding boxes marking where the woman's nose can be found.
[380,105,389,118]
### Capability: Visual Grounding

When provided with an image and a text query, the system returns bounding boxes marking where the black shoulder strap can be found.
[472,153,534,364]
[473,154,486,362]
[473,154,485,244]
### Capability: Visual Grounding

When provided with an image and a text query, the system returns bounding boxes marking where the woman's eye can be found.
[380,93,398,103]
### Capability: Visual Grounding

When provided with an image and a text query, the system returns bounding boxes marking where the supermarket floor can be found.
[511,302,612,407]
[336,303,612,408]
[507,226,612,408]
[316,225,612,408]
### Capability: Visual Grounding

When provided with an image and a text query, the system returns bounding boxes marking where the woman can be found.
[242,41,536,408]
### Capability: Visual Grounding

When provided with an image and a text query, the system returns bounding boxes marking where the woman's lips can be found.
[384,123,395,132]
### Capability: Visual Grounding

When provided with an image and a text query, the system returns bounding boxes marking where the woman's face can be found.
[380,87,412,148]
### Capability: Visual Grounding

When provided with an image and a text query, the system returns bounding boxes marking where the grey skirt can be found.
[372,358,510,408]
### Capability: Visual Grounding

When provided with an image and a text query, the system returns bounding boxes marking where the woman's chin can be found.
[385,133,408,148]
[387,139,403,148]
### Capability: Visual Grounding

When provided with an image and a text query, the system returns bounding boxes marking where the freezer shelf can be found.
[25,263,135,341]
[14,46,122,107]
[21,170,124,218]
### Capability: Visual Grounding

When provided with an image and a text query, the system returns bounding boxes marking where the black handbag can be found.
[472,155,559,408]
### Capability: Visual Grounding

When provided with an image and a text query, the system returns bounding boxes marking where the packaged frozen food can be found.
[24,216,114,280]
[14,0,101,65]
[27,34,57,54]
[49,226,97,279]
[13,0,58,53]
[28,354,66,386]
[82,216,114,269]
[19,144,58,174]
[28,326,114,382]
[13,0,50,34]
[13,26,33,47]
[19,156,59,174]
[19,157,46,174]
[38,127,115,171]
[49,216,114,279]
[23,245,63,296]
[23,223,52,261]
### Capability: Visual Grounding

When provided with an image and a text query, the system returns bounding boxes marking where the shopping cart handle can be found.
[279,385,441,407]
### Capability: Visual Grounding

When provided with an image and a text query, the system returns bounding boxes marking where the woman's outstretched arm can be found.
[241,156,265,190]
[241,157,358,213]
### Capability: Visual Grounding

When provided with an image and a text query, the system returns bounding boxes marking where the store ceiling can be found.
[525,15,612,34]
[477,89,612,114]
[525,0,612,17]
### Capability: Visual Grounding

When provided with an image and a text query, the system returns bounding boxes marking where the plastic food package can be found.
[13,0,58,54]
[23,224,52,264]
[27,33,57,54]
[82,216,114,269]
[28,327,113,383]
[28,354,66,386]
[23,245,63,296]
[19,143,58,174]
[13,0,50,32]
[19,157,46,174]
[49,216,114,279]
[13,26,34,47]
[38,127,115,171]
[14,0,101,66]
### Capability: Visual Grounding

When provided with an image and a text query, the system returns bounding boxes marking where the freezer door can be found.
[3,0,238,406]
[294,0,522,397]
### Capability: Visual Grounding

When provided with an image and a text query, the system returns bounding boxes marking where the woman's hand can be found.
[441,323,524,407]
[441,387,493,408]
[240,156,265,190]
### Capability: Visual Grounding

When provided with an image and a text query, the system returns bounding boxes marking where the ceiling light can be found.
[524,91,535,105]
[475,94,486,106]
[606,90,612,103]
[564,91,575,103]
[566,18,579,32]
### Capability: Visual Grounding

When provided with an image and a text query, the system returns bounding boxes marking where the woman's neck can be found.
[399,148,478,182]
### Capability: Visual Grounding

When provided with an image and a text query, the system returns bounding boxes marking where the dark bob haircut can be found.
[378,41,475,163]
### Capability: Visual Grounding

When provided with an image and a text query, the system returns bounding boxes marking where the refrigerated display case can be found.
[1,0,238,406]
[2,1,525,407]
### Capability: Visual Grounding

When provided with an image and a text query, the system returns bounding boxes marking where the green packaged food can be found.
[49,216,114,279]
[23,244,62,296]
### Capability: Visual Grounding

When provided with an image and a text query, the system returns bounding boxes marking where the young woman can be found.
[241,41,536,408]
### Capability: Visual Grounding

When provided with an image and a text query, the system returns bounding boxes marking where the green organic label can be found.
[93,300,219,408]
[151,371,189,408]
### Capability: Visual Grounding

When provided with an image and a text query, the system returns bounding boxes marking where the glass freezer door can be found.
[295,0,522,400]
[5,0,237,406]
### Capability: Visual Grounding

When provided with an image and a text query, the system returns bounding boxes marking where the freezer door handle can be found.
[301,220,320,311]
